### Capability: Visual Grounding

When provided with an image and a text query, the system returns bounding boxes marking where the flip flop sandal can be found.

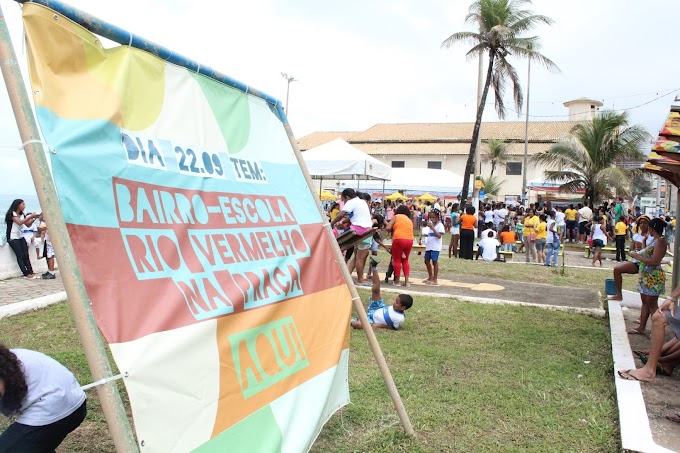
[666,412,680,423]
[617,369,642,381]
[634,351,648,364]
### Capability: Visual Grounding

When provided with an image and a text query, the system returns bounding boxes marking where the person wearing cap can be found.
[608,215,651,302]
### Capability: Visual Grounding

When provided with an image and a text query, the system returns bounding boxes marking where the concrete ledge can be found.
[608,299,674,453]
[377,286,606,318]
[0,291,67,318]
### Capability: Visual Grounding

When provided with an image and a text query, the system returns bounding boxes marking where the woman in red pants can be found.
[386,205,414,287]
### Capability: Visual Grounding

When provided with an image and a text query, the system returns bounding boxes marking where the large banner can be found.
[23,3,350,451]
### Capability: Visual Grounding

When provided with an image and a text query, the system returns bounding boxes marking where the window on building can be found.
[427,161,442,170]
[506,162,522,176]
[391,161,405,168]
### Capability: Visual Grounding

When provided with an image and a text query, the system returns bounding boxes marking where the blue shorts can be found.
[424,250,440,262]
[367,299,384,324]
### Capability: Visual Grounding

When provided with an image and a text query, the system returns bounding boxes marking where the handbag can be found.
[530,233,536,242]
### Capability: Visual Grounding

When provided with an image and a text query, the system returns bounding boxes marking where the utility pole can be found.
[521,54,531,207]
[281,72,297,114]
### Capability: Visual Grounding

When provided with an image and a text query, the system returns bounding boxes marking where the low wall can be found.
[0,242,50,280]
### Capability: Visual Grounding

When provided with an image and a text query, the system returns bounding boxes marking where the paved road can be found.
[0,273,64,307]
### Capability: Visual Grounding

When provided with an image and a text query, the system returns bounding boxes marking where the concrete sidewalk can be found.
[0,273,66,318]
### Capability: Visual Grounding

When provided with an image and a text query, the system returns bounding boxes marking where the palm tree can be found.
[441,0,558,208]
[479,175,504,197]
[531,110,650,208]
[483,138,509,178]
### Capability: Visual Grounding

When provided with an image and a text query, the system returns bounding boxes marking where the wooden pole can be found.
[276,104,414,436]
[0,6,138,452]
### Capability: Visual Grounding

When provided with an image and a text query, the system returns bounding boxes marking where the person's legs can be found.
[616,236,625,261]
[552,239,560,266]
[424,255,433,282]
[523,236,531,263]
[355,247,370,284]
[630,294,657,334]
[432,254,440,284]
[620,310,668,382]
[452,234,459,258]
[608,261,638,300]
[545,242,554,266]
[391,239,405,283]
[19,239,33,275]
[529,240,537,262]
[401,241,412,286]
[0,401,86,453]
[8,239,31,276]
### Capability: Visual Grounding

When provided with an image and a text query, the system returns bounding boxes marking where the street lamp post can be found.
[281,72,297,114]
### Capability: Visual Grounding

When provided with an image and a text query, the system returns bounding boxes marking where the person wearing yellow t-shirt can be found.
[564,204,578,242]
[535,214,548,264]
[522,209,540,263]
[614,215,628,262]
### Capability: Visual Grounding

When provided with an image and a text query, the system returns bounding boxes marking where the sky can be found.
[0,0,677,196]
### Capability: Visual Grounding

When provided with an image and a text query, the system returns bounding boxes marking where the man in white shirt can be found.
[498,204,508,228]
[351,257,413,330]
[577,203,593,243]
[477,230,500,261]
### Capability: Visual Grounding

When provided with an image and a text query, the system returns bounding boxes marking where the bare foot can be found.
[607,294,623,301]
[627,328,645,335]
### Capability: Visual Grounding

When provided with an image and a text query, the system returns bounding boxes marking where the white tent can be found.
[345,168,468,195]
[302,139,392,181]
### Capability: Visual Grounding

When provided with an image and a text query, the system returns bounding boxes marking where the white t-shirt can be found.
[341,197,372,228]
[499,208,508,223]
[372,304,406,329]
[555,211,565,225]
[484,210,494,223]
[1,349,86,426]
[492,209,500,224]
[578,206,593,223]
[546,218,556,243]
[478,237,500,261]
[422,222,445,251]
[9,211,23,240]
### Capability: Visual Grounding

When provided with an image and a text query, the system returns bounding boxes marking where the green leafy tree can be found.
[531,110,650,208]
[483,138,510,178]
[441,0,558,207]
[480,175,504,197]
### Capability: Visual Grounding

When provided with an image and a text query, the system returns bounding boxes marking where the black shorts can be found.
[579,221,589,235]
[592,239,604,248]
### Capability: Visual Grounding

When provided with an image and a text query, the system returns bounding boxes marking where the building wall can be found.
[373,154,546,200]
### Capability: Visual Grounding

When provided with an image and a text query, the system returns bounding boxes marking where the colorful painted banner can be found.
[23,3,350,451]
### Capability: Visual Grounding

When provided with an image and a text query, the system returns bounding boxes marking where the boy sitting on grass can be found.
[351,256,413,330]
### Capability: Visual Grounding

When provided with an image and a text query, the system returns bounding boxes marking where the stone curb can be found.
[0,291,67,318]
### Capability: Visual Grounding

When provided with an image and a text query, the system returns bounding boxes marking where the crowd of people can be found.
[3,199,56,280]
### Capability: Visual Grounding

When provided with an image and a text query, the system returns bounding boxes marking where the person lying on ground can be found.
[618,283,680,382]
[351,257,413,330]
[0,343,87,451]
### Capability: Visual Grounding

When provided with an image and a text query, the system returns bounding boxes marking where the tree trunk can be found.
[460,49,495,211]
[490,161,495,178]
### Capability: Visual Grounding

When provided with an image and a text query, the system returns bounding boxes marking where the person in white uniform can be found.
[0,344,87,451]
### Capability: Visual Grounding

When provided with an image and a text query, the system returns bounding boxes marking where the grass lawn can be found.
[1,292,618,452]
[314,290,619,452]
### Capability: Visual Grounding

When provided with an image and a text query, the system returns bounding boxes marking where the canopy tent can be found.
[418,192,438,202]
[319,190,337,201]
[302,138,392,181]
[344,168,468,195]
[385,192,407,201]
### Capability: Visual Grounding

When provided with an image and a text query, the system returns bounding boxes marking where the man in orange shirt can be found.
[499,225,515,252]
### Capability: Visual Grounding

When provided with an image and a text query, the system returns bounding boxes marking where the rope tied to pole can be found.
[78,372,127,392]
